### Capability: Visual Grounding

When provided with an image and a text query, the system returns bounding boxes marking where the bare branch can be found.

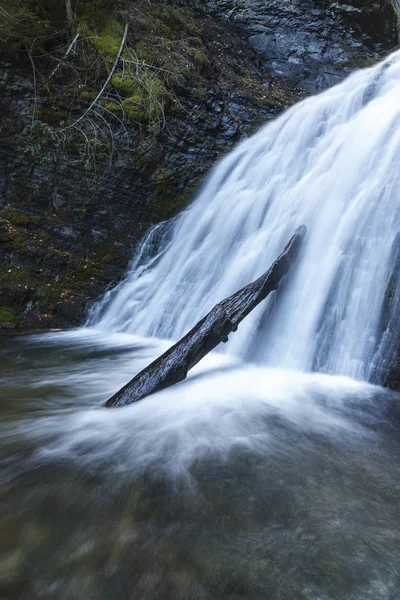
[58,23,129,133]
[48,33,80,81]
[65,0,73,26]
[0,6,19,21]
[26,47,37,126]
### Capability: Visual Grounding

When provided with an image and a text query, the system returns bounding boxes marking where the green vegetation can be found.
[150,168,198,221]
[1,206,41,227]
[0,196,128,326]
[0,304,23,327]
[0,306,15,322]
[0,0,297,328]
[91,17,125,60]
[0,0,210,155]
[0,1,47,53]
[93,239,124,266]
[0,0,293,170]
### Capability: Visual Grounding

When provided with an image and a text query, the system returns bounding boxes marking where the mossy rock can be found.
[93,239,124,266]
[110,72,168,123]
[1,207,41,227]
[92,17,125,63]
[0,0,48,53]
[149,172,198,222]
[0,306,23,328]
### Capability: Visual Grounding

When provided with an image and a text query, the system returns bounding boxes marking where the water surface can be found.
[1,330,400,599]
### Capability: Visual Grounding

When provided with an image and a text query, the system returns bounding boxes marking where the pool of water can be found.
[1,330,400,599]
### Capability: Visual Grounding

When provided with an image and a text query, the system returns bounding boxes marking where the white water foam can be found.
[89,50,400,384]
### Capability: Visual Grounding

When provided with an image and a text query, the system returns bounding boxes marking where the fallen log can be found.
[106,225,306,408]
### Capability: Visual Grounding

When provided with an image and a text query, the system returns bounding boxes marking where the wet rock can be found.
[0,0,396,329]
[0,3,297,329]
[196,0,398,92]
[52,190,66,209]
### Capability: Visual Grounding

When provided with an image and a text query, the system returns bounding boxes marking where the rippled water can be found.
[2,331,400,599]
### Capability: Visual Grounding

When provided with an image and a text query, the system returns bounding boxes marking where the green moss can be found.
[0,0,212,145]
[148,191,193,222]
[37,106,68,125]
[188,46,209,66]
[150,172,198,222]
[110,71,168,123]
[38,284,61,306]
[155,5,201,37]
[134,41,156,62]
[0,0,48,53]
[36,259,103,307]
[79,89,98,102]
[120,100,146,122]
[1,207,41,227]
[0,212,55,259]
[154,168,178,195]
[110,73,134,97]
[112,71,166,99]
[76,0,120,29]
[9,233,31,255]
[0,307,14,321]
[87,4,207,126]
[92,18,125,64]
[0,306,23,327]
[94,240,123,265]
[102,101,122,114]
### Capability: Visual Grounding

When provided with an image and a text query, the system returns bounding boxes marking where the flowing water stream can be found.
[90,49,400,383]
[2,50,400,599]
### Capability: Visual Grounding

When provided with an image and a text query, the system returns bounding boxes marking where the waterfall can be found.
[89,50,400,383]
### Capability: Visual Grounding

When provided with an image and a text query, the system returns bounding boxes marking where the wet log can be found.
[106,225,306,408]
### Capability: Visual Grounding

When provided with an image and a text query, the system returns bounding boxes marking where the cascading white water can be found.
[89,50,400,383]
[4,54,400,600]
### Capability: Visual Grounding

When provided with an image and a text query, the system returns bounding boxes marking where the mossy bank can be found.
[0,0,299,328]
[0,0,397,328]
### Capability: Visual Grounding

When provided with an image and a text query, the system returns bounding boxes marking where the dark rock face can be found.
[0,9,296,329]
[195,0,398,92]
[0,0,397,329]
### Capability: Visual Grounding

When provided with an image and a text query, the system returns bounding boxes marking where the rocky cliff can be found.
[0,0,397,329]
[196,0,399,91]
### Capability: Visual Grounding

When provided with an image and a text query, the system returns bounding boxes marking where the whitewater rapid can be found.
[3,53,400,600]
[89,50,400,384]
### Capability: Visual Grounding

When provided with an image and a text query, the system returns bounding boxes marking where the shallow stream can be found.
[1,330,400,599]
